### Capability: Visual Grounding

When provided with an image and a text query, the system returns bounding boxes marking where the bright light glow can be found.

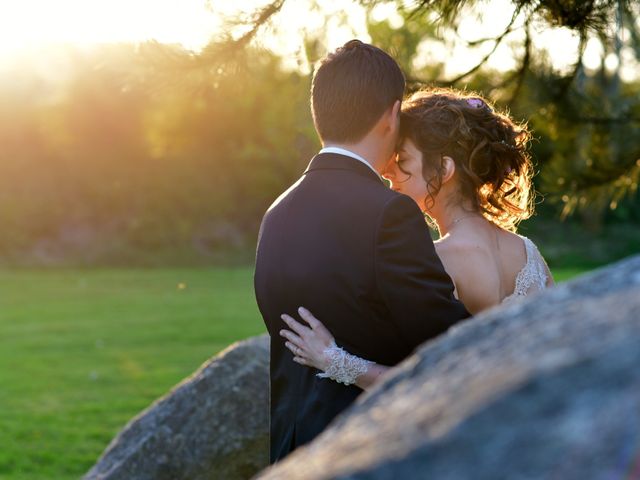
[0,0,222,60]
[254,0,371,73]
[620,46,640,82]
[406,0,600,78]
[452,0,522,74]
[370,2,404,29]
[0,0,633,81]
[605,52,620,72]
[583,37,605,70]
[533,26,582,74]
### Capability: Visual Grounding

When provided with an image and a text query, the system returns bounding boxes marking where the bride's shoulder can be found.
[499,229,529,250]
[435,232,485,254]
[503,232,547,268]
[435,233,493,266]
[435,235,501,313]
[436,238,497,287]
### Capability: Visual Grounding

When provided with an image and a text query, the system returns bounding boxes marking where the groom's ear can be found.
[375,100,401,136]
[391,100,401,118]
[441,156,456,183]
[391,100,402,127]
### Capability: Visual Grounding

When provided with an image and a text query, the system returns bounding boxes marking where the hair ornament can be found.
[466,98,486,109]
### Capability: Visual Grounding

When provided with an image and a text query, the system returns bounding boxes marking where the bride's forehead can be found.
[398,137,420,154]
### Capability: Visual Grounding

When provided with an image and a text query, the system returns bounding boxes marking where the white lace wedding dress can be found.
[501,235,549,303]
[319,235,550,385]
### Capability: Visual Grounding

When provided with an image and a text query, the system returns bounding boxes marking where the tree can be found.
[203,0,640,223]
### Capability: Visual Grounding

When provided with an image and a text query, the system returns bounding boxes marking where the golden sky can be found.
[0,0,221,56]
[0,0,634,79]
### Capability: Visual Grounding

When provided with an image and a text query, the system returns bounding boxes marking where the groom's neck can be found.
[323,139,386,174]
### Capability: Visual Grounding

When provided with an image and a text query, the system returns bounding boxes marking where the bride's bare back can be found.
[435,217,553,314]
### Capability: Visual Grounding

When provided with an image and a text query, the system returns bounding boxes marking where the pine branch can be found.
[408,0,474,22]
[557,158,640,218]
[506,19,532,105]
[553,32,588,101]
[443,5,523,85]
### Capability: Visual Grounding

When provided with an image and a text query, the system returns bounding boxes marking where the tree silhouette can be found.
[200,0,640,222]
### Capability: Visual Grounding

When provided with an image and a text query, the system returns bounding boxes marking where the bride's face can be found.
[383,138,431,211]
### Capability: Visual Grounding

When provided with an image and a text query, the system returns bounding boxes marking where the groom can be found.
[254,40,469,463]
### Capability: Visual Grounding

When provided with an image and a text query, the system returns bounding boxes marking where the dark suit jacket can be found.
[254,152,470,463]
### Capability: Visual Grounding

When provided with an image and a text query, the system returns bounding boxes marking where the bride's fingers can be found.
[298,307,333,337]
[293,356,308,366]
[297,307,321,327]
[280,329,304,348]
[281,314,311,337]
[284,342,308,361]
[285,341,308,357]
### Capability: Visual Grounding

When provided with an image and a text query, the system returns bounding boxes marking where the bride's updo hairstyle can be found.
[399,88,534,232]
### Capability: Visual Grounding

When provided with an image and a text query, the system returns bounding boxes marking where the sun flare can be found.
[0,0,222,60]
[0,0,625,79]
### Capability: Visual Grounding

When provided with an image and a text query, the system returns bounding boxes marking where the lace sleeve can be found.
[316,341,374,385]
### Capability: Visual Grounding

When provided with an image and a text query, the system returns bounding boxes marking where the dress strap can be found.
[513,236,548,296]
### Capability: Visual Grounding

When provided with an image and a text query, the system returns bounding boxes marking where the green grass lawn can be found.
[0,268,265,480]
[0,266,589,480]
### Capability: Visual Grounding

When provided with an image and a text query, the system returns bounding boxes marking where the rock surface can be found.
[84,334,269,480]
[256,255,640,480]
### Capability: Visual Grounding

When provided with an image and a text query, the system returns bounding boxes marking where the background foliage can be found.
[0,0,638,268]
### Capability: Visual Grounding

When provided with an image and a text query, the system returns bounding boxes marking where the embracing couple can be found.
[254,39,553,463]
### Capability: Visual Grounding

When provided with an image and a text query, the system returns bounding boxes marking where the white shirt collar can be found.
[318,146,383,181]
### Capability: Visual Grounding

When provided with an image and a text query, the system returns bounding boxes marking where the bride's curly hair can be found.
[399,87,535,232]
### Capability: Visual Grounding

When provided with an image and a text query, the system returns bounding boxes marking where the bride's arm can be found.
[279,307,391,391]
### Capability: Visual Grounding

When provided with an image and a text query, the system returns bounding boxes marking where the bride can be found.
[279,88,554,391]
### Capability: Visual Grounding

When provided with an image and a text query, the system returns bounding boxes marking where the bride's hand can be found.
[279,307,335,371]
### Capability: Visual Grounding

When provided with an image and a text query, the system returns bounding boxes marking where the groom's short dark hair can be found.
[311,40,405,143]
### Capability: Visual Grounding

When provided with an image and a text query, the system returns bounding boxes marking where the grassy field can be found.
[1,266,589,479]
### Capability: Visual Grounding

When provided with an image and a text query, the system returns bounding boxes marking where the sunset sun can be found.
[0,0,222,60]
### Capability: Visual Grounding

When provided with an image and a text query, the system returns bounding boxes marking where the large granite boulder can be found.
[84,334,269,480]
[256,255,640,479]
